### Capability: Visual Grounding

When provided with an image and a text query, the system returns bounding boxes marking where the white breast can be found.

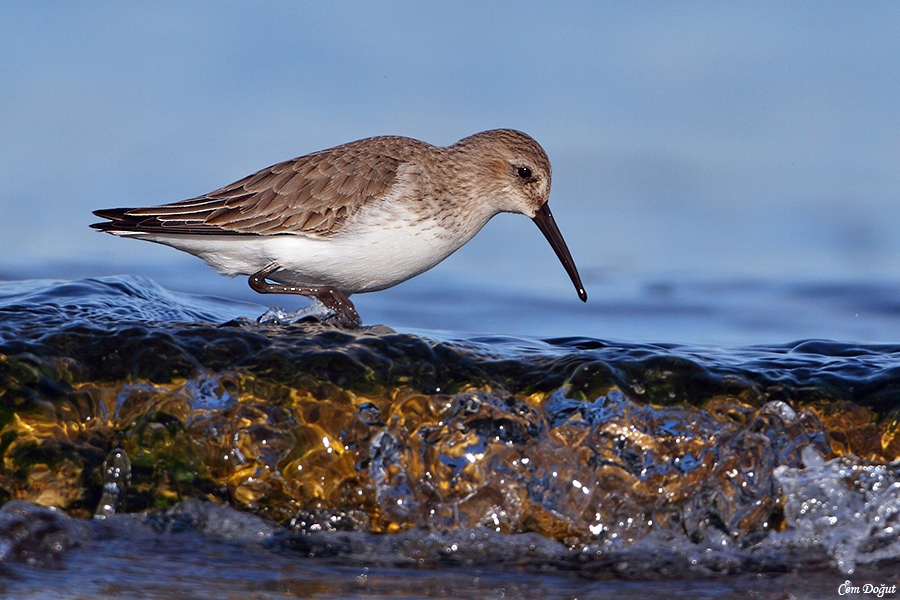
[269,202,471,293]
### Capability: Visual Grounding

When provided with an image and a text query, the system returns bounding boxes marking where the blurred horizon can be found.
[2,3,899,343]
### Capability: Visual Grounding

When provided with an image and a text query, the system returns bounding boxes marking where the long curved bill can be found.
[532,203,588,302]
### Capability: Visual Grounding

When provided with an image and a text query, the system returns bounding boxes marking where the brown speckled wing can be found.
[92,137,423,237]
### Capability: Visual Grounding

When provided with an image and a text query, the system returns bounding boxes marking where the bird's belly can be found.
[271,221,461,293]
[143,217,468,295]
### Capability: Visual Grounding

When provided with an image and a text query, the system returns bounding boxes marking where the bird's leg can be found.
[249,264,361,327]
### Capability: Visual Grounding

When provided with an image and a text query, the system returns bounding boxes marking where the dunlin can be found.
[92,129,587,326]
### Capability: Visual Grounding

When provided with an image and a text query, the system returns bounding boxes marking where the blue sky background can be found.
[2,3,899,341]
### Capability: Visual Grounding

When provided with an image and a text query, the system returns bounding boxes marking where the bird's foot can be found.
[312,287,361,328]
[249,265,361,328]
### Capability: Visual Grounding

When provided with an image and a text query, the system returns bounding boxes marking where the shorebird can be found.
[92,129,587,326]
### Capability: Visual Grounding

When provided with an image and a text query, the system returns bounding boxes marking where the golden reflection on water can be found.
[5,353,895,547]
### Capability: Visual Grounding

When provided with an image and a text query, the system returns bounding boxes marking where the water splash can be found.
[775,455,900,574]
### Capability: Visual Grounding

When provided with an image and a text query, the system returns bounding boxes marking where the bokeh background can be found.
[2,3,899,343]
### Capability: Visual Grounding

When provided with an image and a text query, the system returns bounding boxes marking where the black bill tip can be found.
[532,203,587,303]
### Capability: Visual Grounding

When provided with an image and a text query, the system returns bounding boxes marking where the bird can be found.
[91,129,587,327]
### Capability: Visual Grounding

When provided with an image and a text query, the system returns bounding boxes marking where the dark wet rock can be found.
[0,500,91,567]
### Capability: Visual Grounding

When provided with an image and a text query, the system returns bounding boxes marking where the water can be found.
[7,261,900,345]
[1,276,898,598]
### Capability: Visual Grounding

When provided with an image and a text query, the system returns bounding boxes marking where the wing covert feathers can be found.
[91,137,421,237]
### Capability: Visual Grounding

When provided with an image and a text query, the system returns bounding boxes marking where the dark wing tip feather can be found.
[91,207,135,231]
[92,207,131,220]
[90,206,247,235]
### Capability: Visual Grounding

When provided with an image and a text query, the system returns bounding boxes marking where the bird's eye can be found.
[517,166,532,179]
